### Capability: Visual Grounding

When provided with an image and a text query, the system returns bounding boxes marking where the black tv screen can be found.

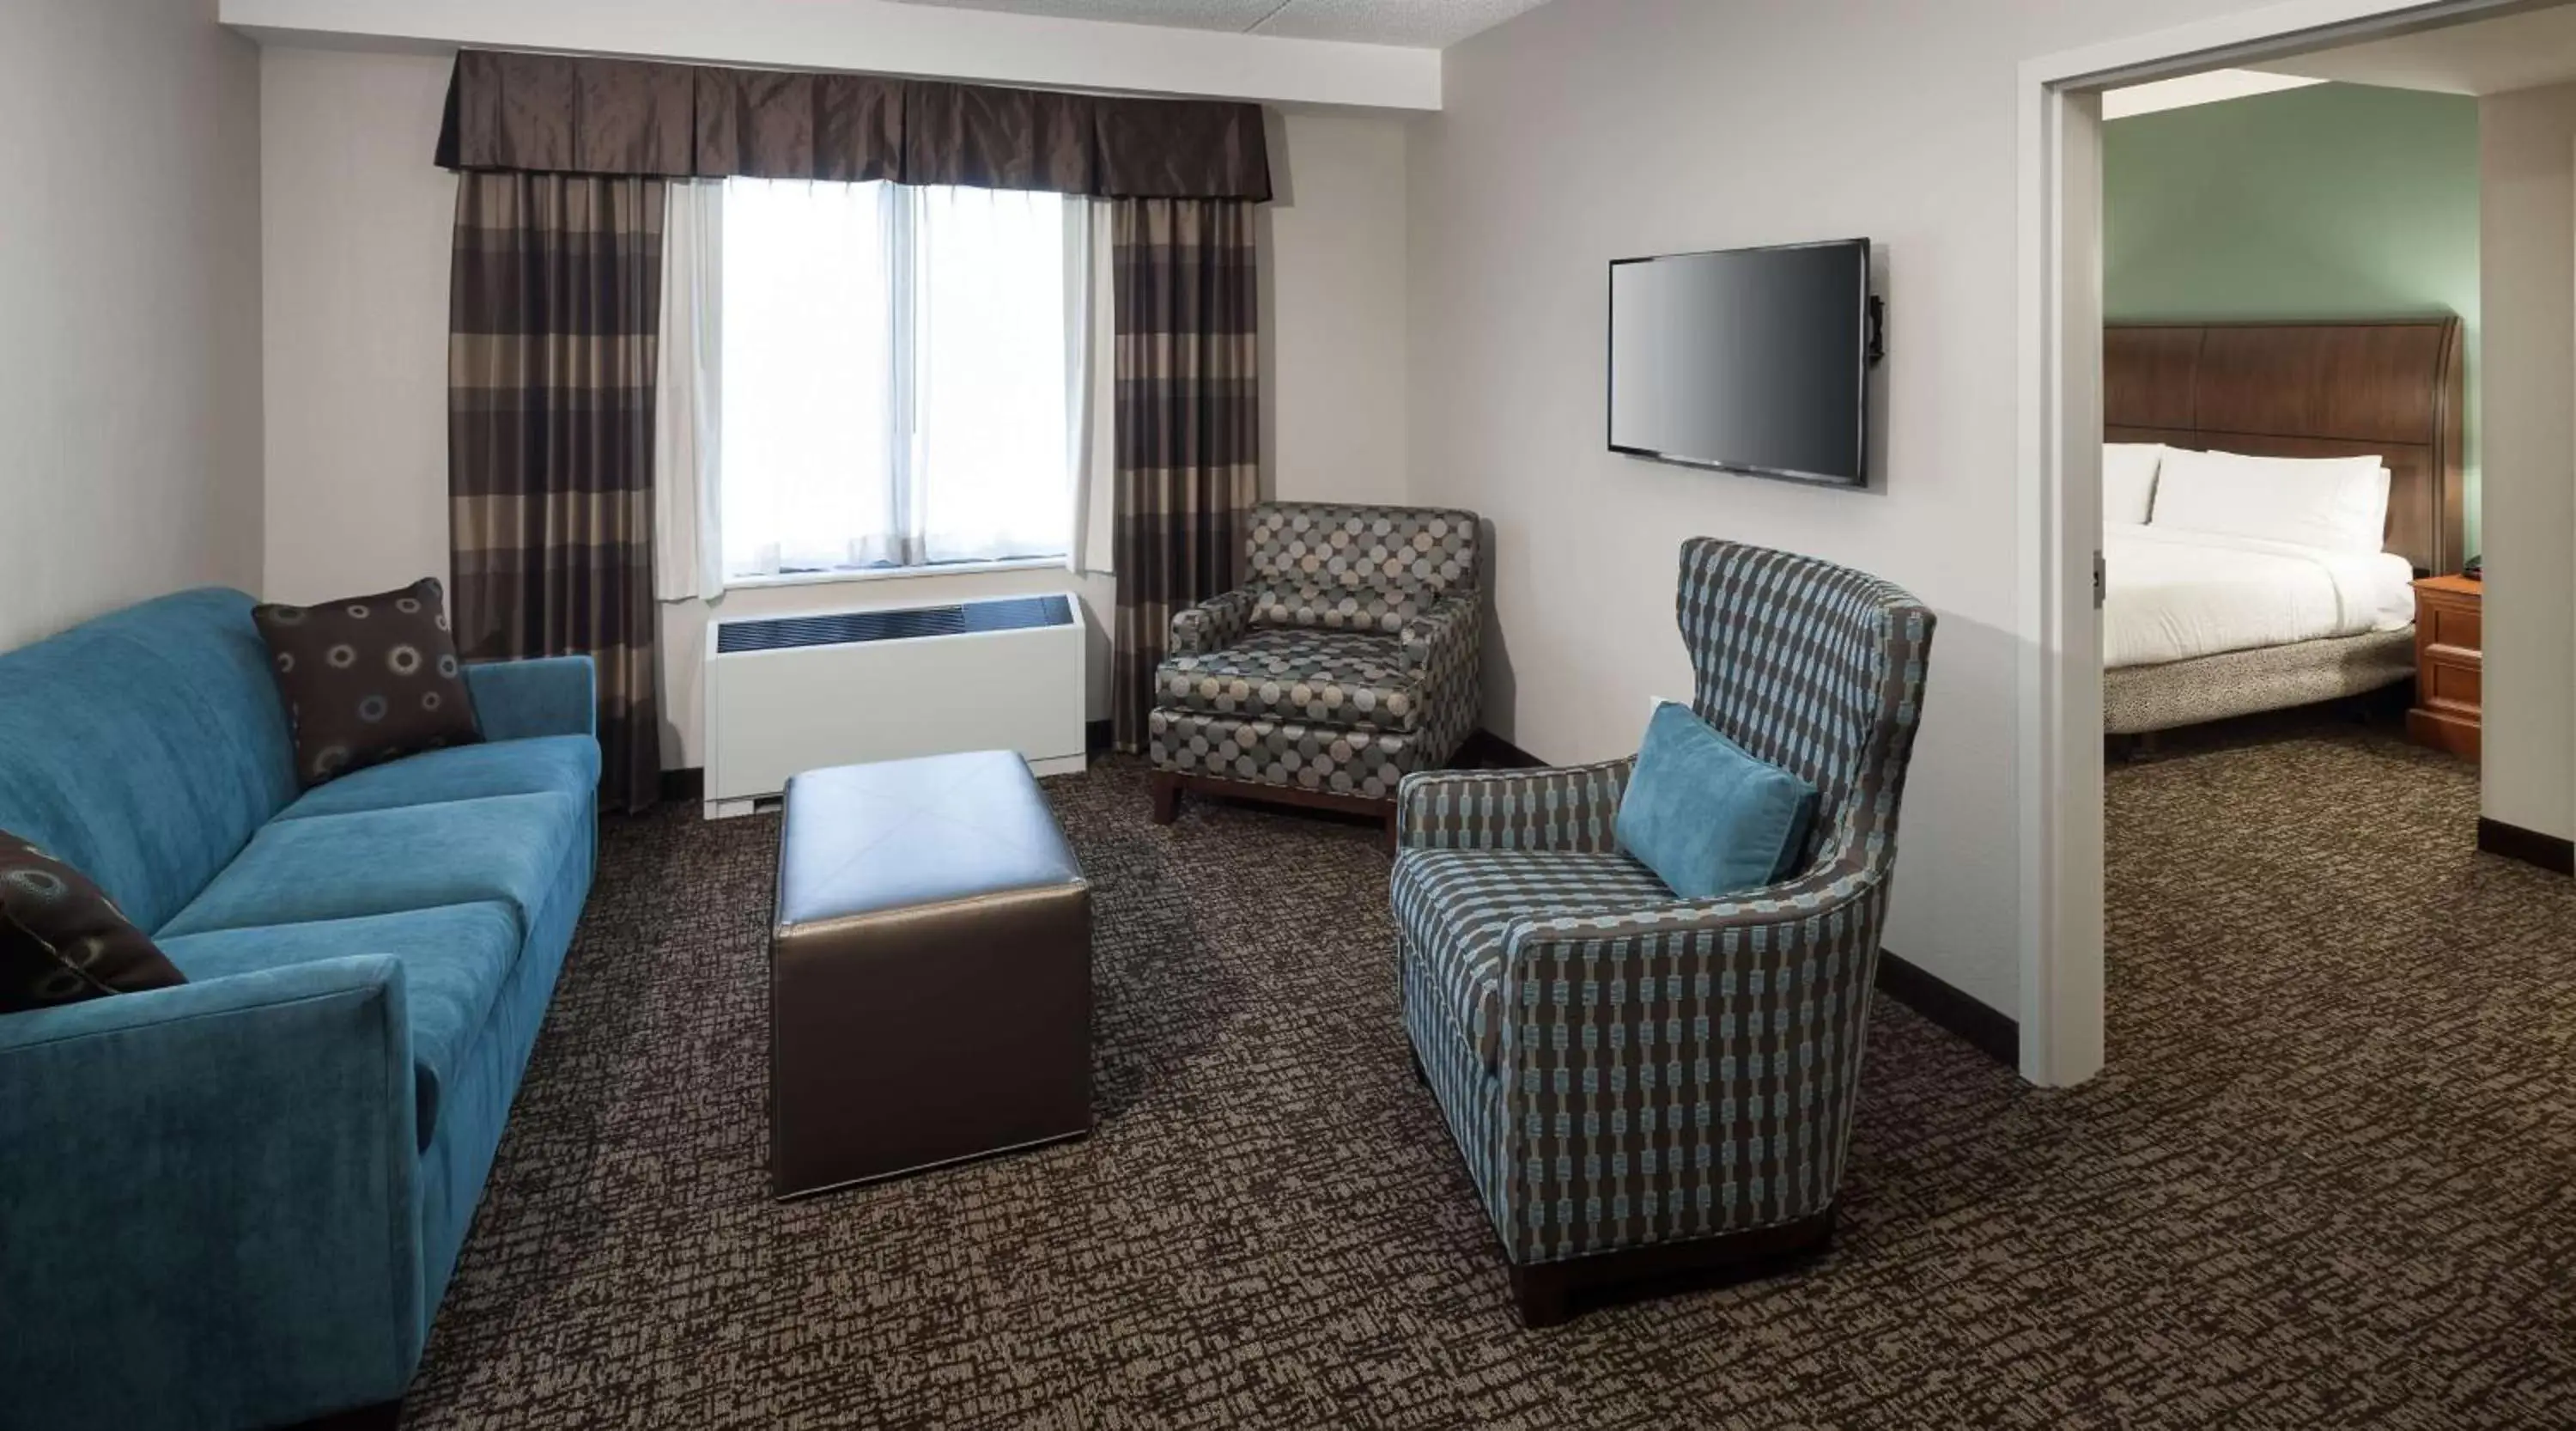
[1607,239,1872,486]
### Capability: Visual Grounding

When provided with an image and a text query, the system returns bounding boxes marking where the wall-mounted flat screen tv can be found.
[1607,238,1874,486]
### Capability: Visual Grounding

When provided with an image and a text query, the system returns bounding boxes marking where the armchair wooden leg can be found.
[288,1399,402,1430]
[1499,1205,1838,1330]
[1151,770,1181,825]
[1510,1264,1574,1329]
[2109,731,2160,764]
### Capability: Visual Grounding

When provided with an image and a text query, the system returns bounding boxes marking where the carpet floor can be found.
[401,732,2576,1429]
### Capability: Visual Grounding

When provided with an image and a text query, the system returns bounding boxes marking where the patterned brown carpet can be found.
[401,730,2576,1429]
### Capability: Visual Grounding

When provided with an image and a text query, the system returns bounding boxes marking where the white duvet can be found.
[2103,525,2416,670]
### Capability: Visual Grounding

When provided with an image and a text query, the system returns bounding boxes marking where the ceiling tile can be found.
[875,0,1554,49]
[1253,0,1552,48]
[884,0,1285,37]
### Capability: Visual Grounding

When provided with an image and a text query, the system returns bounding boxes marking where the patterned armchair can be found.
[1149,502,1483,834]
[1390,539,1935,1326]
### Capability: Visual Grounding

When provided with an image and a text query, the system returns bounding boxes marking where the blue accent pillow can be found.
[1615,703,1820,899]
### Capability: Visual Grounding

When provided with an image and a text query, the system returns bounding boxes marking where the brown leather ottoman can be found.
[769,751,1091,1199]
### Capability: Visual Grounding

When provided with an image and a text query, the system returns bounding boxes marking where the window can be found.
[718,179,1084,582]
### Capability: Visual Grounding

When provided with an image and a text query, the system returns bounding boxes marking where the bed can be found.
[2100,317,2467,739]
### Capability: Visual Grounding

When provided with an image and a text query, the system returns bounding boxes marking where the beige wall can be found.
[2478,82,2576,843]
[0,0,262,651]
[258,44,1413,767]
[1406,0,2283,1014]
[1266,110,1413,506]
[259,46,454,603]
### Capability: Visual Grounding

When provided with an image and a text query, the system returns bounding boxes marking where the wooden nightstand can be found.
[2408,574,2482,760]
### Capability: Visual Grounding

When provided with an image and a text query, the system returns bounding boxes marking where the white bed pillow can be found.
[2102,443,2164,525]
[2148,448,2391,554]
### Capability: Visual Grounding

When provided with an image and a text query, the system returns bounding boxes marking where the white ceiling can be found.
[882,0,1553,49]
[2256,3,2576,96]
[2103,69,2325,119]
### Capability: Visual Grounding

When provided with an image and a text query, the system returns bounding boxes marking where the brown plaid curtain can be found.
[1109,198,1261,753]
[448,173,666,813]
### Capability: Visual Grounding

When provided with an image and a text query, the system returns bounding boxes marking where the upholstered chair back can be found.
[1242,502,1481,633]
[1677,538,1934,880]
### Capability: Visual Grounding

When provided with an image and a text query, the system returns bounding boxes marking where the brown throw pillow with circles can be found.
[0,830,186,1014]
[253,577,484,787]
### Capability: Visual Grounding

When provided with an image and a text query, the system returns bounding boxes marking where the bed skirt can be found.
[2104,627,2416,735]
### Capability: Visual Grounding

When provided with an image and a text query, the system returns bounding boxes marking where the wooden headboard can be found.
[2105,317,2467,575]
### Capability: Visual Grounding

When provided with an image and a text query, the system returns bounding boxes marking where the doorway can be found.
[2015,0,2576,1086]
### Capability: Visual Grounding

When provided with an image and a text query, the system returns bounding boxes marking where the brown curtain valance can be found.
[434,50,1271,202]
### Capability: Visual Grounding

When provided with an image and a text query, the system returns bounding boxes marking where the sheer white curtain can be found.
[720,178,901,576]
[653,180,725,601]
[1070,197,1113,576]
[712,179,1083,580]
[914,186,1084,563]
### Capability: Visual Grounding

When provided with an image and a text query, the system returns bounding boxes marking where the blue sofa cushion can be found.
[414,815,590,1314]
[273,737,601,822]
[158,902,522,1148]
[0,590,299,932]
[1615,702,1819,899]
[157,791,583,941]
[1,830,187,1013]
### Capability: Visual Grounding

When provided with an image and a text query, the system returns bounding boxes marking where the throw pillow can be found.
[1,831,187,1014]
[1615,702,1820,899]
[253,577,484,787]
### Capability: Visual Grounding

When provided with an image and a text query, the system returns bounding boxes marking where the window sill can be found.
[722,556,1073,593]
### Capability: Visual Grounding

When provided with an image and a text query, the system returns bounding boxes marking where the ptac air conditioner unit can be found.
[702,594,1086,818]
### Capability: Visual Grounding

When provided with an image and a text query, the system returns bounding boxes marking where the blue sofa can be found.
[0,589,599,1429]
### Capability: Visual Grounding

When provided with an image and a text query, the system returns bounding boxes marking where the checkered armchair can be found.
[1390,539,1935,1324]
[1150,502,1483,819]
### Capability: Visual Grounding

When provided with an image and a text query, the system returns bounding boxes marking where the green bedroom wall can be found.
[2105,82,2482,556]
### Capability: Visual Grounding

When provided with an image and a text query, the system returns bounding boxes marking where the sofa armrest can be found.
[1395,758,1636,852]
[1169,589,1257,657]
[1486,862,1890,1262]
[0,957,424,1428]
[1397,592,1479,678]
[465,655,597,741]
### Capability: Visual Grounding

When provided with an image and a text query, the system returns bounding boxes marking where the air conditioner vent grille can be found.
[716,594,1072,655]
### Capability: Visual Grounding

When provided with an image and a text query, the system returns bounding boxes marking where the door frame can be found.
[2014,0,2543,1085]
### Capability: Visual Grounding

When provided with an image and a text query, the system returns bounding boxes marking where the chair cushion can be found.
[156,792,584,940]
[1615,702,1818,899]
[1391,847,1675,1070]
[1242,502,1480,600]
[158,901,524,1149]
[1157,626,1426,734]
[1249,581,1431,634]
[273,736,600,822]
